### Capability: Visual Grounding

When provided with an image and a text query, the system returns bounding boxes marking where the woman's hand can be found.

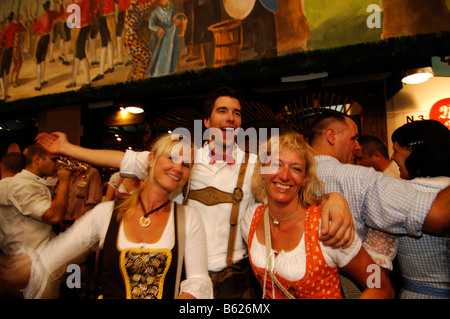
[35,132,69,155]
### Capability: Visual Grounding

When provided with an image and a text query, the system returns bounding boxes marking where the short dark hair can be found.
[202,86,243,120]
[392,120,450,179]
[1,152,26,174]
[25,144,48,166]
[358,135,389,159]
[308,110,348,145]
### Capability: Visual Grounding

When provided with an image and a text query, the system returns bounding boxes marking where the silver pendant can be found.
[139,216,151,227]
[273,219,280,226]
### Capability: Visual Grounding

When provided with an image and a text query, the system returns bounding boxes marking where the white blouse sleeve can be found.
[24,202,114,299]
[178,206,213,299]
[120,150,150,181]
[362,228,398,271]
[321,227,363,269]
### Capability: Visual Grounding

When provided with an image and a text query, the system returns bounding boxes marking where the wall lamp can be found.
[120,106,144,114]
[401,67,434,84]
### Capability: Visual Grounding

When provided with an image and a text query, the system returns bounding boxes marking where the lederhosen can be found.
[96,202,185,299]
[183,152,261,299]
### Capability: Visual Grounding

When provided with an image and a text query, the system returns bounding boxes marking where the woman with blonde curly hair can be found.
[242,132,394,299]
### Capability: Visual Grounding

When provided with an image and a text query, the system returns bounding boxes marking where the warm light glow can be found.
[402,67,434,84]
[125,106,144,114]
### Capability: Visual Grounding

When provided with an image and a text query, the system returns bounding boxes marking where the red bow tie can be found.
[209,150,235,165]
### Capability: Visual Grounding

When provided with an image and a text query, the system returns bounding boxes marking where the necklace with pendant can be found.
[268,208,297,226]
[138,197,171,227]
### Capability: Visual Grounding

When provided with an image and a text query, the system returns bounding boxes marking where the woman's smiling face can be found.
[149,150,193,194]
[391,141,412,179]
[262,147,308,206]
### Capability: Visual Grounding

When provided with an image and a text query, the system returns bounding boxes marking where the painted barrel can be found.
[208,19,243,67]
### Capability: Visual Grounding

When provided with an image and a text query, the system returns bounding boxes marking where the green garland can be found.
[1,32,449,117]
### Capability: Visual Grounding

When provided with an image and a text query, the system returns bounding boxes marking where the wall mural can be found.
[0,0,449,103]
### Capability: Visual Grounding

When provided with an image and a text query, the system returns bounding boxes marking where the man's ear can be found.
[373,150,383,161]
[203,118,210,129]
[324,128,336,145]
[32,154,41,166]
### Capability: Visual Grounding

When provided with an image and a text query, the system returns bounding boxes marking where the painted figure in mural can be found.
[48,0,71,66]
[188,0,222,68]
[124,0,156,81]
[92,0,116,82]
[31,0,64,91]
[115,0,131,66]
[0,12,25,101]
[238,0,278,59]
[66,0,100,89]
[10,14,26,88]
[146,0,182,77]
[87,7,99,66]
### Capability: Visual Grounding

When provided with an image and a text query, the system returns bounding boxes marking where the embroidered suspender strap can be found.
[264,207,295,299]
[226,152,250,267]
[186,186,236,206]
[174,203,186,298]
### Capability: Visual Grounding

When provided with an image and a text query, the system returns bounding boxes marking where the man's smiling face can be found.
[204,96,242,150]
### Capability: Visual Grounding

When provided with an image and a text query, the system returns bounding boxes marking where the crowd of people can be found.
[0,86,449,300]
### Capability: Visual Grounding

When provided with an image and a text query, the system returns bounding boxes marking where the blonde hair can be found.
[114,133,193,221]
[251,132,324,207]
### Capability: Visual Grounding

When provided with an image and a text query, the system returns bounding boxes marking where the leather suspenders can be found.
[183,152,250,267]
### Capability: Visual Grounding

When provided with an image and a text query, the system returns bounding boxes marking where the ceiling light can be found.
[402,67,434,84]
[125,106,144,114]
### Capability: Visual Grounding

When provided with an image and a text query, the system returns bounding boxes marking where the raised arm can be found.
[36,132,125,168]
[42,168,71,225]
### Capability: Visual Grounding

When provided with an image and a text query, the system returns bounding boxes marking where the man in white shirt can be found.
[354,135,401,179]
[0,144,71,256]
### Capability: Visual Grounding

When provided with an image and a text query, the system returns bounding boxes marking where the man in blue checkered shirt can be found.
[308,111,449,243]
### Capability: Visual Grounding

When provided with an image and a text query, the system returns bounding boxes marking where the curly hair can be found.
[251,132,324,207]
